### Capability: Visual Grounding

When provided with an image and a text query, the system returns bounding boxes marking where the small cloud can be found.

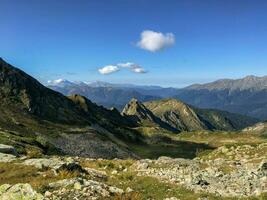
[98,65,120,75]
[117,62,134,68]
[117,62,147,73]
[131,67,146,73]
[99,62,147,75]
[137,30,175,52]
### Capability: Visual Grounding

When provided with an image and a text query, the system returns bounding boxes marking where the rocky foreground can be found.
[0,143,266,200]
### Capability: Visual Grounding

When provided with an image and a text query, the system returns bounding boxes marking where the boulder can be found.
[0,183,44,200]
[56,162,87,174]
[23,158,64,169]
[0,153,17,162]
[48,178,81,189]
[0,144,17,156]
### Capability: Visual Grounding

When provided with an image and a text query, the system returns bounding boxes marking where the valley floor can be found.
[0,131,266,200]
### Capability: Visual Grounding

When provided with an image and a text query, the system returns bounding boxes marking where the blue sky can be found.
[1,0,267,87]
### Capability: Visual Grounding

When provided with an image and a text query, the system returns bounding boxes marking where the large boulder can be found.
[0,183,44,200]
[23,158,65,169]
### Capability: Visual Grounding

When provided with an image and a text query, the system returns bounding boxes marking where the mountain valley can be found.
[0,58,266,199]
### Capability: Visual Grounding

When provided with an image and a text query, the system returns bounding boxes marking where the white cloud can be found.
[99,62,147,75]
[98,65,120,75]
[137,30,175,52]
[117,62,134,68]
[117,62,147,73]
[131,67,146,73]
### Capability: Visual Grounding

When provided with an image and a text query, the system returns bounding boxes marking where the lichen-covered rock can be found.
[0,153,17,162]
[46,178,124,200]
[23,158,65,169]
[0,183,44,200]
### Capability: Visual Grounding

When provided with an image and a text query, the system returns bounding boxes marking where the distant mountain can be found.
[47,79,78,88]
[122,98,258,132]
[186,75,267,91]
[175,75,267,120]
[86,81,162,90]
[48,76,267,120]
[49,84,161,110]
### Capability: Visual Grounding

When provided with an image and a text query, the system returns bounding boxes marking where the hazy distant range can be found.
[48,75,267,120]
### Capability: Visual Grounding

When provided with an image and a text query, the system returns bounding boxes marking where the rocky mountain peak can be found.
[122,98,147,116]
[0,59,89,124]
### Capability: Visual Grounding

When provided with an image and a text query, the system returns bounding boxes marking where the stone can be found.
[135,162,149,170]
[73,182,82,190]
[0,153,17,162]
[0,183,44,200]
[44,191,52,197]
[109,186,124,194]
[85,167,107,179]
[0,144,17,156]
[48,178,81,189]
[23,158,64,169]
[126,187,133,193]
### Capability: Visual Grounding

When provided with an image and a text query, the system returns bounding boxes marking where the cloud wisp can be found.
[98,62,147,75]
[117,62,147,73]
[98,65,120,75]
[137,30,175,52]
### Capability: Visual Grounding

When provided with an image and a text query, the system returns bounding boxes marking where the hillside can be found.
[0,58,139,158]
[122,98,258,132]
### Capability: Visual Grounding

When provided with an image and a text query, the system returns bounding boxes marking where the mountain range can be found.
[175,75,267,120]
[0,58,259,159]
[48,75,267,120]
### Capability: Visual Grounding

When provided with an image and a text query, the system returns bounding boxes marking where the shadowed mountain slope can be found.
[0,58,139,158]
